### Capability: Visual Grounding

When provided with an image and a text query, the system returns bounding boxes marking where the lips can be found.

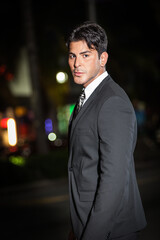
[73,71,84,77]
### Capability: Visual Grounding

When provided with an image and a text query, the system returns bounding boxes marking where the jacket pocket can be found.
[79,191,95,202]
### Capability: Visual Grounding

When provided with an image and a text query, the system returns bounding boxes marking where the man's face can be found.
[68,40,107,88]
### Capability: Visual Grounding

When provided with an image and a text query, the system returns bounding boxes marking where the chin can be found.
[74,78,85,85]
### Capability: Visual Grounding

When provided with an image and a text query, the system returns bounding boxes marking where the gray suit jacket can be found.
[68,75,147,240]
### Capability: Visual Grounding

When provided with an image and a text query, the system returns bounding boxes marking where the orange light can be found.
[15,106,27,117]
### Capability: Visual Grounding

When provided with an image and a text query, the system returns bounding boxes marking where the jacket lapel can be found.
[69,76,110,143]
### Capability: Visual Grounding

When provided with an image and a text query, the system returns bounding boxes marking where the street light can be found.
[56,72,68,84]
[7,118,17,146]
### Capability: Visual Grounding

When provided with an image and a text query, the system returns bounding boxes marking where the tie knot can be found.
[79,88,85,101]
[73,88,86,118]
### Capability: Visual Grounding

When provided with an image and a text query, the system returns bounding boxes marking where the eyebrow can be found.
[80,50,92,55]
[69,50,92,55]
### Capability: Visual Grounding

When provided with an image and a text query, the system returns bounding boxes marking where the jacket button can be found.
[69,167,73,171]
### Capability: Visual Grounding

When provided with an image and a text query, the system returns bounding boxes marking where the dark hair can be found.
[66,21,108,58]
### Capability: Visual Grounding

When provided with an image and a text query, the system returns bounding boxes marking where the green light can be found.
[69,104,75,115]
[9,156,25,166]
[57,104,75,135]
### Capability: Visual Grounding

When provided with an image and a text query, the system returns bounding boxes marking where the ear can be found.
[100,52,108,67]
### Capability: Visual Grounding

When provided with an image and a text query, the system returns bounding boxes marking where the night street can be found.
[0,155,160,240]
[0,178,70,240]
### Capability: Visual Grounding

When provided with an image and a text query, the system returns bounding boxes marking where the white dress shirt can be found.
[83,71,108,105]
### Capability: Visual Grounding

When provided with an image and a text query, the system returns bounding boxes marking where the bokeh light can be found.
[56,72,68,84]
[48,132,57,141]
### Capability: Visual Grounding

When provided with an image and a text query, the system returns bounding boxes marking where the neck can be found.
[83,68,106,88]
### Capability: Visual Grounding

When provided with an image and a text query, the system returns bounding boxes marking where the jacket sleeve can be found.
[80,96,136,240]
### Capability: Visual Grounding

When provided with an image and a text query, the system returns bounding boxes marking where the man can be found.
[67,22,147,240]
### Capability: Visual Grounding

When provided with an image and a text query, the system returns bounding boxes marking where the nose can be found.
[74,56,81,68]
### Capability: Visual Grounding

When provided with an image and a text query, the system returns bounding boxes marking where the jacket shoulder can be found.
[98,75,133,108]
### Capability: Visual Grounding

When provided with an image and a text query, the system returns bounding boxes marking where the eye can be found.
[69,54,76,59]
[83,54,89,58]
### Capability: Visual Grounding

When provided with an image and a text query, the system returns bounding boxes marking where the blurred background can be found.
[0,0,160,239]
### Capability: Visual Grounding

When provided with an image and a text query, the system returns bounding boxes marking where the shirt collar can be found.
[84,71,108,101]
